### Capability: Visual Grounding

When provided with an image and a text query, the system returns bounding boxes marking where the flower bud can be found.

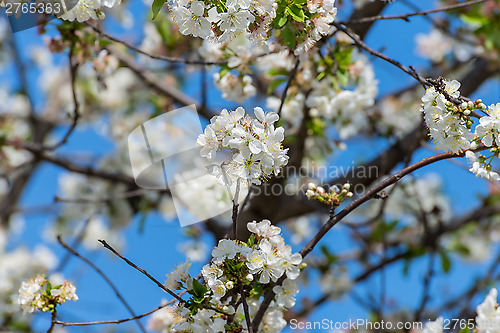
[468,101,474,109]
[479,103,486,110]
[317,186,325,194]
[343,183,351,190]
[470,141,478,150]
[306,189,315,198]
[226,281,234,289]
[463,110,471,116]
[246,274,253,281]
[308,183,316,190]
[346,192,353,198]
[461,102,468,109]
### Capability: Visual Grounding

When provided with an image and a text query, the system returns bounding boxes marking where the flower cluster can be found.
[197,107,289,185]
[153,219,302,333]
[168,0,337,51]
[17,275,78,313]
[306,182,353,207]
[476,288,500,331]
[466,150,500,181]
[421,78,500,181]
[420,79,475,153]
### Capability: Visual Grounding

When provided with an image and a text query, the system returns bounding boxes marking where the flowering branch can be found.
[251,147,489,330]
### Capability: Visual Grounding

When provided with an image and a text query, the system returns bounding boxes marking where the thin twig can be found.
[55,189,151,204]
[87,23,226,65]
[333,23,429,86]
[277,58,300,117]
[97,239,185,302]
[240,283,254,333]
[47,309,57,333]
[346,0,486,24]
[47,46,80,150]
[55,303,169,327]
[413,251,436,324]
[57,236,147,333]
[232,179,241,239]
[55,218,91,272]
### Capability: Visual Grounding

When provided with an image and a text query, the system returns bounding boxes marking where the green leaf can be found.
[281,24,296,48]
[247,234,255,247]
[277,16,288,28]
[460,13,489,28]
[219,65,231,79]
[440,250,452,273]
[288,4,305,22]
[267,77,286,94]
[192,279,207,297]
[152,0,166,20]
[459,328,470,333]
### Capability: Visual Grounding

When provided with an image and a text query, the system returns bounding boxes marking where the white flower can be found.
[246,239,283,283]
[18,275,44,313]
[200,107,288,185]
[247,219,281,239]
[147,304,183,332]
[17,275,78,313]
[277,246,302,280]
[211,239,248,262]
[197,126,219,160]
[416,29,452,63]
[172,1,212,38]
[51,280,78,302]
[424,317,444,333]
[466,151,500,181]
[165,259,192,290]
[272,278,299,309]
[420,79,474,153]
[201,263,223,284]
[218,6,253,33]
[59,0,101,22]
[475,103,500,147]
[476,288,500,332]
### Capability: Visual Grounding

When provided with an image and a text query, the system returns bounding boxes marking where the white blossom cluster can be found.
[295,0,337,55]
[421,79,500,181]
[420,79,475,153]
[169,0,337,51]
[213,72,256,103]
[416,28,483,63]
[18,275,78,313]
[197,106,289,185]
[300,51,378,139]
[0,225,60,319]
[151,219,302,333]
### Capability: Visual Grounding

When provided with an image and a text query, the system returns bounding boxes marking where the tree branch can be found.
[57,236,147,333]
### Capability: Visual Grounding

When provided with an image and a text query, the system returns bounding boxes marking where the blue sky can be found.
[3,0,500,332]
